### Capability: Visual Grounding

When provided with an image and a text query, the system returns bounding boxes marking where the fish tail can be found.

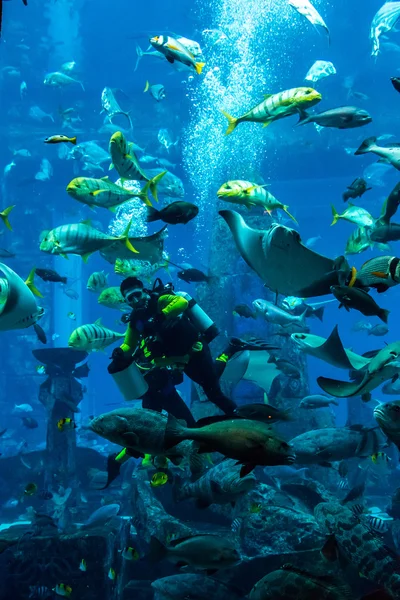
[139,180,153,207]
[70,137,77,145]
[380,309,390,324]
[148,170,167,203]
[314,306,324,322]
[146,206,160,223]
[354,136,377,156]
[121,217,139,254]
[195,61,206,75]
[331,400,339,406]
[134,44,143,72]
[283,205,298,224]
[164,412,188,449]
[0,204,15,231]
[147,536,168,562]
[221,110,238,135]
[25,268,44,298]
[330,205,339,226]
[143,80,150,93]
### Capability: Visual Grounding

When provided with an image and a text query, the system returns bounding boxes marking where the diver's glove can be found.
[108,347,134,374]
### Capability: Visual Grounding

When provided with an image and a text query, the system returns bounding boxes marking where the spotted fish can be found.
[314,501,400,597]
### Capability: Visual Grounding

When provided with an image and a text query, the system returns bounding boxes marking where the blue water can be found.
[2,0,400,597]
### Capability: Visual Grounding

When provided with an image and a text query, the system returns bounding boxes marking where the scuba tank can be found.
[109,353,149,401]
[176,291,219,343]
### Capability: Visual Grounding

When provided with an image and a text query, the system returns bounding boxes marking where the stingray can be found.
[219,210,350,297]
[220,349,281,393]
[291,325,370,371]
[318,341,400,398]
[100,225,167,264]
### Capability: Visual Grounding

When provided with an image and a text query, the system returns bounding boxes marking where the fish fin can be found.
[165,412,188,449]
[263,392,269,404]
[283,205,297,224]
[297,109,310,125]
[220,109,238,135]
[90,189,107,196]
[194,61,206,75]
[330,204,339,226]
[70,137,77,145]
[109,163,114,171]
[80,219,92,226]
[25,268,43,298]
[120,218,139,254]
[81,252,94,263]
[60,253,69,260]
[143,80,150,93]
[148,170,167,203]
[0,205,15,231]
[371,271,388,279]
[146,206,160,223]
[262,120,272,127]
[354,136,377,156]
[321,534,339,562]
[263,94,273,98]
[379,309,390,324]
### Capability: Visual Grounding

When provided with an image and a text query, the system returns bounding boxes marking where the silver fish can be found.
[371,1,400,57]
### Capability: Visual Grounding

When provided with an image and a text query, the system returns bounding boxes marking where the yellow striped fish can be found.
[221,87,322,135]
[109,131,166,202]
[66,176,155,209]
[217,180,297,223]
[39,218,138,262]
[68,318,124,351]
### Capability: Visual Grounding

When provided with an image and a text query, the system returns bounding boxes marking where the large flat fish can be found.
[291,325,371,371]
[371,1,400,56]
[220,210,348,297]
[100,225,167,264]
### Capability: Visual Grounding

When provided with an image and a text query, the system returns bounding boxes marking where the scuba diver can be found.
[108,277,269,425]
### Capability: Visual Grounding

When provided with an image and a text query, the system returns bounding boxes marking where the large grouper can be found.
[89,407,197,465]
[165,414,296,476]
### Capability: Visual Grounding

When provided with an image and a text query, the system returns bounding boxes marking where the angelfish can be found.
[288,0,330,43]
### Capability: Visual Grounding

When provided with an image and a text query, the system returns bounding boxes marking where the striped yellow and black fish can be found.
[221,87,322,135]
[66,175,155,209]
[356,255,400,293]
[217,180,297,223]
[39,218,138,262]
[109,131,166,202]
[68,318,124,351]
[315,501,400,597]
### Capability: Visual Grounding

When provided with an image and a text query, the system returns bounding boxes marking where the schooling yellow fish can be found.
[221,87,322,134]
[150,472,169,487]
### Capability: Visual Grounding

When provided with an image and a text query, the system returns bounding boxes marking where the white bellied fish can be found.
[370,1,400,57]
[355,137,400,171]
[149,35,205,74]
